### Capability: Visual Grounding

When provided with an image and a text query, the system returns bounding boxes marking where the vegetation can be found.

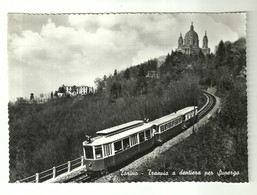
[113,80,247,182]
[9,37,247,182]
[113,38,248,182]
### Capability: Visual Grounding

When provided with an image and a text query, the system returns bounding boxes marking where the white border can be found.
[1,0,257,195]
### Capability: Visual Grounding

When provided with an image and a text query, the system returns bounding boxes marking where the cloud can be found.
[8,13,246,101]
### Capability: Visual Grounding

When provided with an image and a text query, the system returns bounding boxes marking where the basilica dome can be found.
[184,22,199,47]
[185,29,199,40]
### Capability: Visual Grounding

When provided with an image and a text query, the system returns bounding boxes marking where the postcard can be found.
[8,12,247,183]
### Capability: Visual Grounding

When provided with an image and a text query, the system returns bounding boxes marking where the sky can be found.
[8,13,246,101]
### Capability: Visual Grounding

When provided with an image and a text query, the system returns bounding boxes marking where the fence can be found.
[17,156,84,183]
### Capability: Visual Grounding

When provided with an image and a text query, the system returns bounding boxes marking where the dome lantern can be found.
[190,22,194,30]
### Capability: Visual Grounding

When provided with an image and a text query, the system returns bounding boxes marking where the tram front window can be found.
[85,146,94,159]
[95,145,103,159]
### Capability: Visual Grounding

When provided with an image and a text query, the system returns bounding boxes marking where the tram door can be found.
[153,125,162,143]
[181,115,187,129]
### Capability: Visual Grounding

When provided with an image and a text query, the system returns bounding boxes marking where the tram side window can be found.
[130,134,138,146]
[160,125,165,132]
[114,141,122,154]
[139,132,145,143]
[95,145,103,159]
[167,122,171,129]
[85,146,94,159]
[123,137,130,150]
[171,121,175,127]
[103,144,112,157]
[145,129,151,140]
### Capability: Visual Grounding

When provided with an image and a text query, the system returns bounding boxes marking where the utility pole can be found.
[192,88,196,134]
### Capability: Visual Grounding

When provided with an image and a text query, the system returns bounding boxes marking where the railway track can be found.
[64,91,217,183]
[63,169,99,183]
[198,91,216,120]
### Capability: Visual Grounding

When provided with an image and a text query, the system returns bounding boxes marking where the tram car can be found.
[82,106,198,173]
[150,106,198,144]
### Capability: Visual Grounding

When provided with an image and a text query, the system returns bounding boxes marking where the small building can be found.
[146,70,159,79]
[63,85,94,96]
[57,92,65,97]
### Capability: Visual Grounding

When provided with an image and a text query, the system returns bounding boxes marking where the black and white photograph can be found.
[7,12,248,184]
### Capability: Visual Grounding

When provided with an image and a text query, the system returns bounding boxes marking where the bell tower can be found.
[202,31,208,48]
[178,33,183,48]
[201,31,210,55]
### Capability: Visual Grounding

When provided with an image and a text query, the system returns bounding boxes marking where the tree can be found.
[110,82,122,99]
[30,93,34,101]
[231,38,246,76]
[216,66,232,91]
[114,69,118,76]
[54,91,58,98]
[51,91,53,99]
[94,77,105,93]
[40,93,44,102]
[71,85,77,93]
[110,83,118,99]
[58,85,66,94]
[124,68,131,80]
[136,66,147,95]
[214,40,226,68]
[138,66,146,78]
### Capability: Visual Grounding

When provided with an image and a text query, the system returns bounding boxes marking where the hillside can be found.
[9,37,247,182]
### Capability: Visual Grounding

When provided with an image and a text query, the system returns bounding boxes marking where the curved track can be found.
[198,91,216,120]
[64,91,217,183]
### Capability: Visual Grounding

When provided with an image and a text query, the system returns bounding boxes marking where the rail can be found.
[198,91,216,120]
[198,92,210,113]
[17,156,84,183]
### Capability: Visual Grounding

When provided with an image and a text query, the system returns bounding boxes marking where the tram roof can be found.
[96,120,144,135]
[177,106,198,115]
[149,106,197,125]
[83,106,198,146]
[84,123,153,146]
[149,112,178,125]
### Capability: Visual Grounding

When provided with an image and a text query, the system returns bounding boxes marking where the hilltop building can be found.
[176,22,210,55]
[56,85,94,97]
[64,85,94,96]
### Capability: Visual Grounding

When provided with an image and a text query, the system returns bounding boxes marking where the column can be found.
[53,167,56,178]
[35,173,39,183]
[68,161,71,172]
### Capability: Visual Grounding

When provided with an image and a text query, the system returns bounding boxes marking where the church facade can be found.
[176,23,210,55]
